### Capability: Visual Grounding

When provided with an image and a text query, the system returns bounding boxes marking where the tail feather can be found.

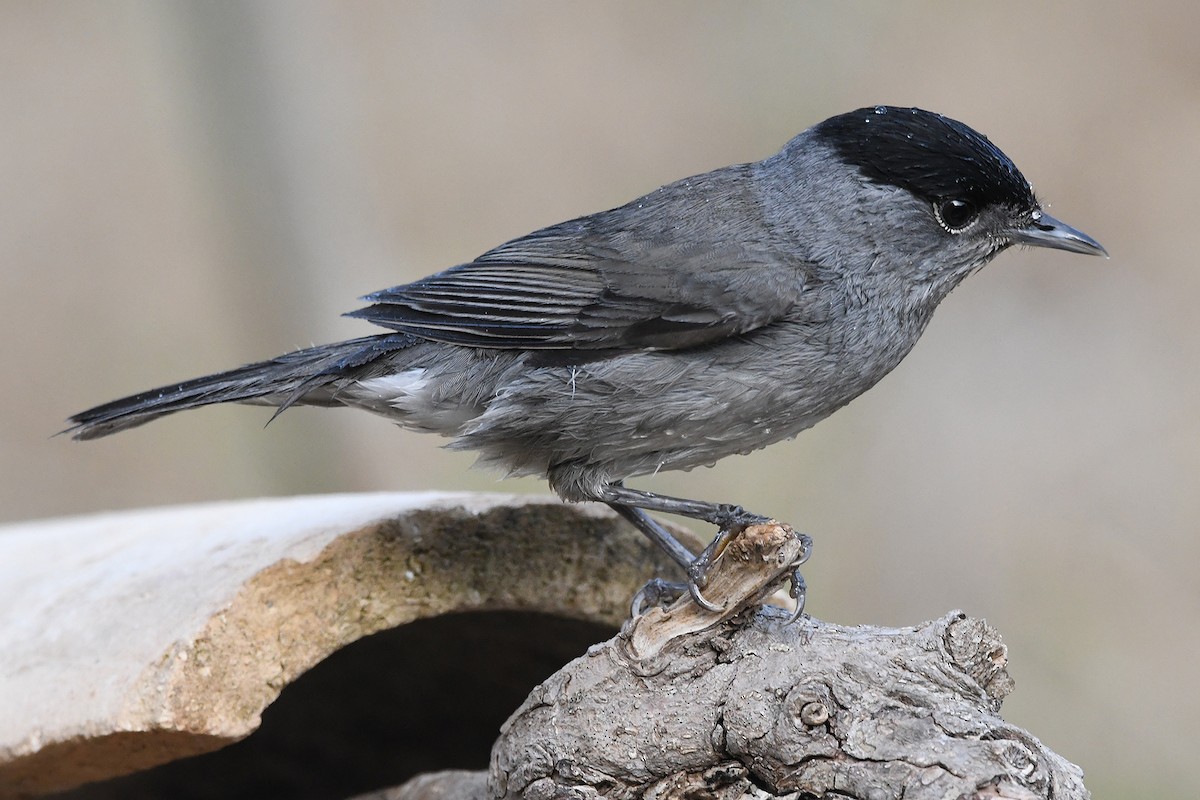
[66,333,417,440]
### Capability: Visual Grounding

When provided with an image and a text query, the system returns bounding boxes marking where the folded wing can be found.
[348,211,809,354]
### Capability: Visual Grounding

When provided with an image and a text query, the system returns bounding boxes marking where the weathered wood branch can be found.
[389,524,1090,800]
[489,608,1088,799]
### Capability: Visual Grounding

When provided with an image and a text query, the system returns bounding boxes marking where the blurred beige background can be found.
[2,1,1196,796]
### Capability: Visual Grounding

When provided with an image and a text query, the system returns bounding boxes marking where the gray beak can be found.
[1011,210,1108,257]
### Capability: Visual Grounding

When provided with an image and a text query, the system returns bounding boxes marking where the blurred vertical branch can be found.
[156,3,390,492]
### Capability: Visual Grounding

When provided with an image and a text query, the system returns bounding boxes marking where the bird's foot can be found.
[685,509,774,613]
[632,524,814,627]
[600,489,807,620]
[690,524,814,621]
[706,503,771,530]
[630,577,688,617]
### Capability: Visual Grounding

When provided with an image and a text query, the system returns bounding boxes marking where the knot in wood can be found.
[798,700,829,727]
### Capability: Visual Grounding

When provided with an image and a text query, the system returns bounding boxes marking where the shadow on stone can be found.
[51,610,613,800]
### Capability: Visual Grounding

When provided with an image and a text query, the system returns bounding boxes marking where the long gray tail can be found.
[66,333,417,441]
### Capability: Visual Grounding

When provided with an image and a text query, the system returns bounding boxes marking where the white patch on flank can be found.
[352,368,475,435]
[356,369,430,409]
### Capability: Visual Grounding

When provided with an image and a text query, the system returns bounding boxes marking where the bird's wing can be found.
[346,217,809,353]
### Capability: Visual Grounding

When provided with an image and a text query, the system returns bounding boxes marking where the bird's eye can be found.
[934,198,979,234]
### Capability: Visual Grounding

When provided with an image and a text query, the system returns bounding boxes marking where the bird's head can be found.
[787,105,1105,299]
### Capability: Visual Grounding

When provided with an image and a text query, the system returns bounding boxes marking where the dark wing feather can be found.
[348,169,811,353]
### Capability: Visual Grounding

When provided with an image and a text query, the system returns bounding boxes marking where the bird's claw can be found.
[787,566,808,623]
[688,577,726,613]
[630,576,724,615]
[630,577,687,617]
[686,545,728,613]
[785,531,815,623]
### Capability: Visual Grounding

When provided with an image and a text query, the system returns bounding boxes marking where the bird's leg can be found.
[601,483,773,613]
[600,483,771,529]
[605,503,722,612]
[605,502,696,571]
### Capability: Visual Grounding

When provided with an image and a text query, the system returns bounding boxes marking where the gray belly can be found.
[443,308,927,500]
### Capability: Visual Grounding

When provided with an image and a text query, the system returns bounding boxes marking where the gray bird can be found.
[68,106,1106,615]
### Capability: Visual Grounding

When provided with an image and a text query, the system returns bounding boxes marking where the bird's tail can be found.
[66,333,417,440]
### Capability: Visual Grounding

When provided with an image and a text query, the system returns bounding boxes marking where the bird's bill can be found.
[1010,210,1108,257]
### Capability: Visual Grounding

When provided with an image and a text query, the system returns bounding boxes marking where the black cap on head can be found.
[814,106,1035,212]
